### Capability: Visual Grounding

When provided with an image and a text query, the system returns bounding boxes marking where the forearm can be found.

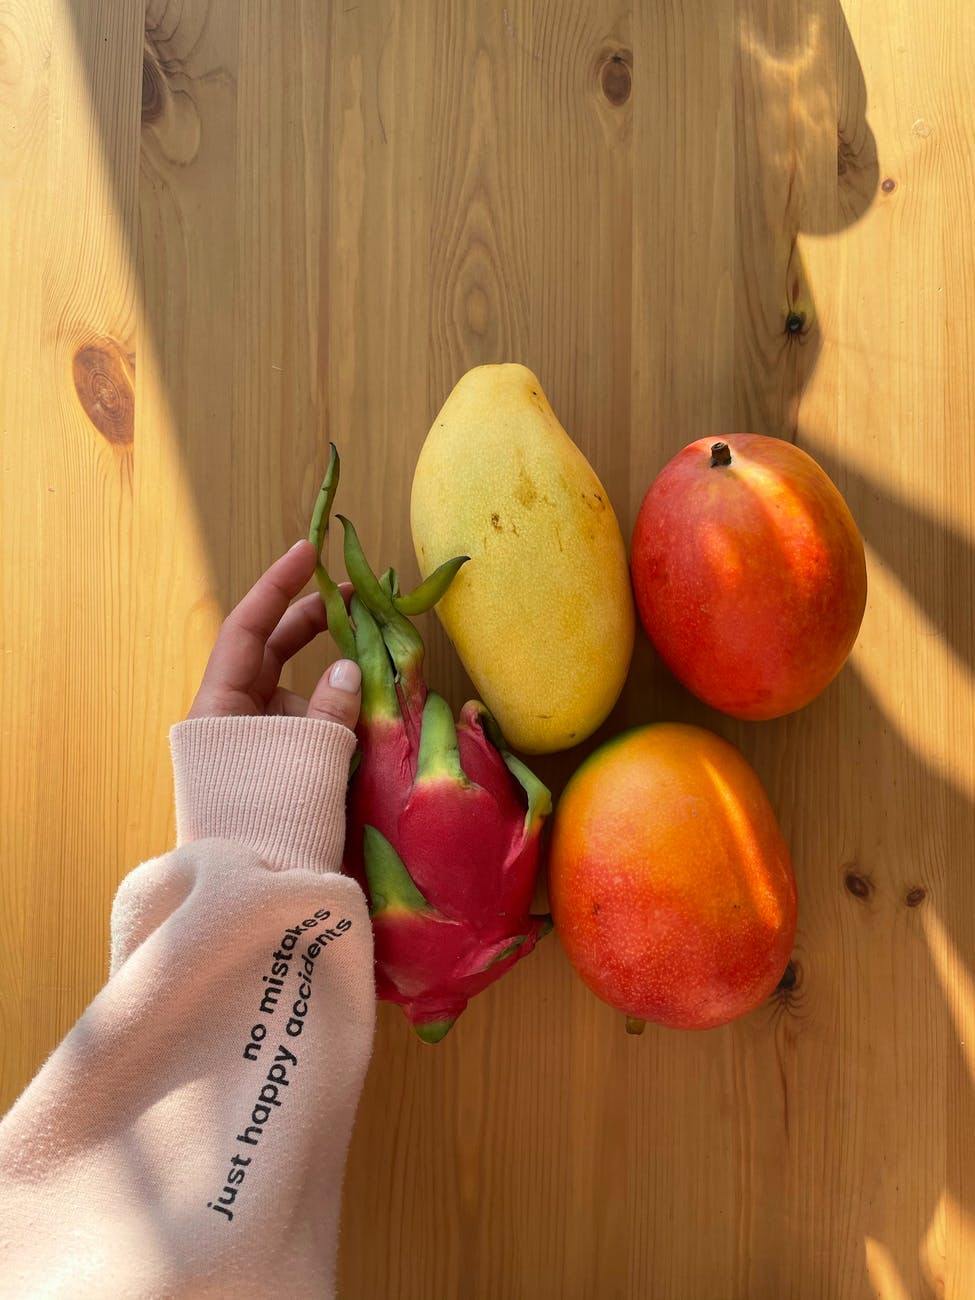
[0,717,375,1299]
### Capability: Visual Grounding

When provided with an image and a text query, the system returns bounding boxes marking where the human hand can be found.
[185,539,361,730]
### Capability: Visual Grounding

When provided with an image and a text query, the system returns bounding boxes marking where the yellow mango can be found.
[410,364,634,754]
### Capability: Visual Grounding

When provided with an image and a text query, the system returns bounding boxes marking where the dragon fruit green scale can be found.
[308,445,553,1043]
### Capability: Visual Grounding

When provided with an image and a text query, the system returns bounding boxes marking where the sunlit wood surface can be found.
[2,2,973,1296]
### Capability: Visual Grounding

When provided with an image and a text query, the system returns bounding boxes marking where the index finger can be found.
[206,540,319,691]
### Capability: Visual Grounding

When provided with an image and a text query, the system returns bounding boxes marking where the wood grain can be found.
[2,1,973,1296]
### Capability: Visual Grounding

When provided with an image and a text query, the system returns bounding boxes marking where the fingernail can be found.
[328,659,361,693]
[289,539,308,552]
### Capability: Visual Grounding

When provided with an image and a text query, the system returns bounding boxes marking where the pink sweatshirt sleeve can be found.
[0,715,376,1299]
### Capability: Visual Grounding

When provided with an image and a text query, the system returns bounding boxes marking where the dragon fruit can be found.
[308,446,552,1043]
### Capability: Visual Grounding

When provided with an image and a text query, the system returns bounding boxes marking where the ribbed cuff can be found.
[169,715,358,874]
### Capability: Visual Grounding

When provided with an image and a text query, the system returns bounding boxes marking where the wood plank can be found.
[1,0,146,1100]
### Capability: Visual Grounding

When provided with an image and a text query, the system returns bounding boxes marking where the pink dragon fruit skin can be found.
[309,446,553,1043]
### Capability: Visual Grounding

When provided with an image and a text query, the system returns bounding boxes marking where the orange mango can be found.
[549,722,796,1030]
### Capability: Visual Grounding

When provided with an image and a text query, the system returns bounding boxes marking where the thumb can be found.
[306,658,362,731]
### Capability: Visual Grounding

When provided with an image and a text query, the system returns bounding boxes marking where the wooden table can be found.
[3,2,971,1296]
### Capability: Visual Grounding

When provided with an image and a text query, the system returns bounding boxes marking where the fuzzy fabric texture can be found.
[0,716,375,1298]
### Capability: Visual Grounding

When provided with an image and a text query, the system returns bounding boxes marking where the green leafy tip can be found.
[350,594,400,721]
[362,825,430,916]
[482,919,552,972]
[474,703,553,831]
[336,514,401,624]
[416,692,467,785]
[412,1019,456,1044]
[307,446,356,661]
[488,935,528,967]
[337,514,424,675]
[393,555,470,615]
[308,443,339,549]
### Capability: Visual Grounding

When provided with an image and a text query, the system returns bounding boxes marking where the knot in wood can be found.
[600,52,632,107]
[142,53,165,124]
[844,870,873,901]
[72,339,135,446]
[785,311,806,336]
